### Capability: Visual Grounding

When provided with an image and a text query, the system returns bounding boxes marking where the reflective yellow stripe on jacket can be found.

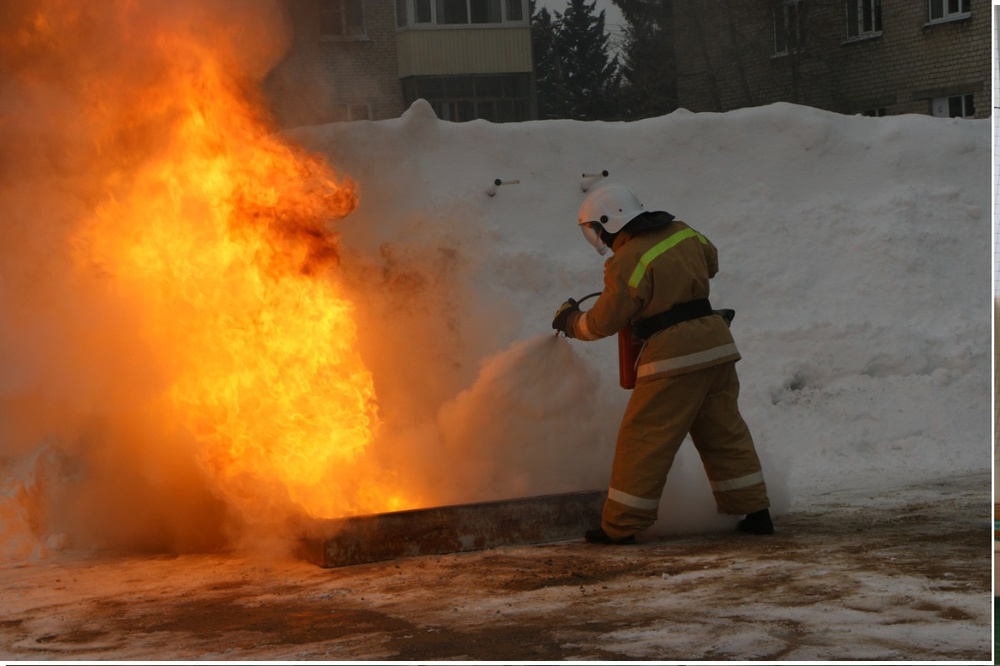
[627,228,708,289]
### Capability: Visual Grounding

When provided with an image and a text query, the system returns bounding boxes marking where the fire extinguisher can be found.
[617,322,644,390]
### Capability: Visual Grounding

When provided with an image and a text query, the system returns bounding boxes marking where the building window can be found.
[329,103,372,122]
[470,0,502,23]
[436,0,468,24]
[320,0,365,38]
[928,0,970,22]
[398,0,526,26]
[931,94,974,118]
[846,0,881,39]
[415,0,432,22]
[774,0,803,55]
[505,0,523,21]
[861,107,886,117]
[402,74,533,122]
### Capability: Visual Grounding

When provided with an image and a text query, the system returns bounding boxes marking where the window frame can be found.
[414,0,433,23]
[328,103,372,123]
[319,0,366,40]
[845,0,882,41]
[773,0,804,57]
[469,0,502,24]
[436,0,469,24]
[402,74,532,123]
[927,0,971,24]
[396,0,528,28]
[931,93,975,118]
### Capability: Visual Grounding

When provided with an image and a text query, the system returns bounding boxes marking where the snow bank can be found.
[0,100,989,560]
[290,100,990,533]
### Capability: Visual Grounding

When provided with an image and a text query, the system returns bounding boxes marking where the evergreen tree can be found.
[531,0,620,120]
[559,0,620,119]
[613,0,676,119]
[530,1,566,120]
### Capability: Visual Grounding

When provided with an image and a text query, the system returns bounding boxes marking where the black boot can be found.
[584,528,636,545]
[736,508,774,535]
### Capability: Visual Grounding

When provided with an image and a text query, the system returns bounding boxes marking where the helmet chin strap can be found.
[600,228,618,251]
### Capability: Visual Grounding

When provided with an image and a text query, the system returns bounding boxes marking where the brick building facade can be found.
[264,0,408,127]
[672,0,990,119]
[263,0,535,128]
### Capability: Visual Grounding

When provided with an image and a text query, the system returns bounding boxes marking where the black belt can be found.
[632,298,715,340]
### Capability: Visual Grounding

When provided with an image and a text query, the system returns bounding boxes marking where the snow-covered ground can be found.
[0,98,992,661]
[0,471,989,661]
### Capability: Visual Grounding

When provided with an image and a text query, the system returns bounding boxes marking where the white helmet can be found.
[577,184,645,255]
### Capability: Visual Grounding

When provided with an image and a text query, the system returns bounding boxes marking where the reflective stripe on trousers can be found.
[607,487,660,511]
[710,470,765,493]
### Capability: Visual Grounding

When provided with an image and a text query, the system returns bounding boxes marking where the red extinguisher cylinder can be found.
[617,323,643,389]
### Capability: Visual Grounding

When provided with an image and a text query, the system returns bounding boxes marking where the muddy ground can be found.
[0,471,992,662]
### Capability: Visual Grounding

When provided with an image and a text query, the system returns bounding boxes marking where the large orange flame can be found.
[14,3,410,522]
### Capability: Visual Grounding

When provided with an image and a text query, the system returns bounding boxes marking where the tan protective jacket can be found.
[566,218,740,379]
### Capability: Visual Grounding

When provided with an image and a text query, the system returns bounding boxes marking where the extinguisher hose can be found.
[575,291,601,306]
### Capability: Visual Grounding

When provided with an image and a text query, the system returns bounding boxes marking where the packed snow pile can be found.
[0,100,990,561]
[289,99,991,529]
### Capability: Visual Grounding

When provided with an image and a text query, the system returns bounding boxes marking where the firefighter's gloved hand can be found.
[552,298,579,335]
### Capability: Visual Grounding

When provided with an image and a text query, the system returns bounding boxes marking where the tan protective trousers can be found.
[601,361,769,539]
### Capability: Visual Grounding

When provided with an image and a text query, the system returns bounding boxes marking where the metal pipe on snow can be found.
[486,178,520,196]
[580,170,609,192]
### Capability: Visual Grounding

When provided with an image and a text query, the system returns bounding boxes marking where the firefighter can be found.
[552,183,772,544]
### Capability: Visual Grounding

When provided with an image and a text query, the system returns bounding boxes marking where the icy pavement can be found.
[0,471,990,662]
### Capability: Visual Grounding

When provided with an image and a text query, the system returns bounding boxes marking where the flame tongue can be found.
[62,4,391,522]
